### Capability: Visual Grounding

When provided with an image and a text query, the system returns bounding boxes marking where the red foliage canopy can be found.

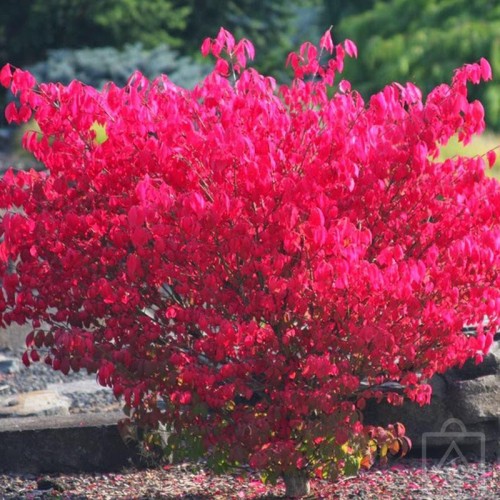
[0,28,498,480]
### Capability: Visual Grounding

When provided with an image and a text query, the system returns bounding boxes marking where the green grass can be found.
[12,119,108,158]
[438,132,500,180]
[90,121,108,144]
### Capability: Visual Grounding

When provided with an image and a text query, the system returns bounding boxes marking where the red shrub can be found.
[1,28,498,483]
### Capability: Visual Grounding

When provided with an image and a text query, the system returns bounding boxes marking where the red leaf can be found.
[344,39,358,58]
[189,192,206,215]
[5,102,18,123]
[339,80,351,93]
[128,206,145,228]
[21,351,31,367]
[201,38,212,57]
[0,242,8,263]
[243,39,255,60]
[309,207,325,227]
[486,150,496,167]
[215,58,230,76]
[335,427,349,445]
[126,253,142,281]
[480,58,492,81]
[165,307,177,319]
[319,29,334,53]
[0,63,12,87]
[25,331,35,348]
[18,104,31,123]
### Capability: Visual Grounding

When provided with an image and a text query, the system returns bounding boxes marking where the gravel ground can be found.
[1,348,499,498]
[0,459,498,499]
[0,347,120,414]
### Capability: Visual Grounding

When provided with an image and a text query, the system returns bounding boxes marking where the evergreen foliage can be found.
[333,0,500,128]
[0,0,189,67]
[181,0,318,77]
[27,44,210,90]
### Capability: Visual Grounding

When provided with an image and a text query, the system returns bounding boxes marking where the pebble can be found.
[36,477,65,492]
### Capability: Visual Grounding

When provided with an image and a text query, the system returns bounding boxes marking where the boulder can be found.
[447,341,500,380]
[364,341,500,462]
[364,374,454,445]
[446,374,500,423]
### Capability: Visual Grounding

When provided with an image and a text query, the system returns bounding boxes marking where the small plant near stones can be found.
[0,28,498,497]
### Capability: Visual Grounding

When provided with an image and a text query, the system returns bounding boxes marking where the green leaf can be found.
[192,402,209,417]
[343,455,361,477]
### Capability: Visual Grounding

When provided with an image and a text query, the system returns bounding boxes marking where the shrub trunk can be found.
[283,471,311,498]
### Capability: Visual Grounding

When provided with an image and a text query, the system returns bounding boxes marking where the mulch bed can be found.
[0,459,498,499]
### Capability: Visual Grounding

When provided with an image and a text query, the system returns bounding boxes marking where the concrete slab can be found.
[46,379,108,395]
[0,390,71,418]
[0,323,31,351]
[0,411,140,473]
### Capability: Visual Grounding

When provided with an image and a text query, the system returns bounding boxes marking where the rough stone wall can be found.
[365,338,500,462]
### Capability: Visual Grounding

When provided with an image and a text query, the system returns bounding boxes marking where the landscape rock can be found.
[446,374,500,423]
[0,411,139,473]
[0,352,20,374]
[447,341,500,380]
[36,477,66,492]
[364,374,455,445]
[0,390,71,418]
[364,341,500,461]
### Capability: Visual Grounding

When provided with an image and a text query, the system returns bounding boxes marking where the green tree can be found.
[326,0,500,128]
[322,0,377,26]
[0,0,190,67]
[181,0,318,77]
[0,0,324,80]
[27,43,209,90]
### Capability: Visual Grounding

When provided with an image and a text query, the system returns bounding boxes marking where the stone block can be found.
[448,341,500,380]
[0,412,140,473]
[0,390,71,418]
[446,375,500,423]
[363,370,500,461]
[363,375,454,451]
[0,323,31,351]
